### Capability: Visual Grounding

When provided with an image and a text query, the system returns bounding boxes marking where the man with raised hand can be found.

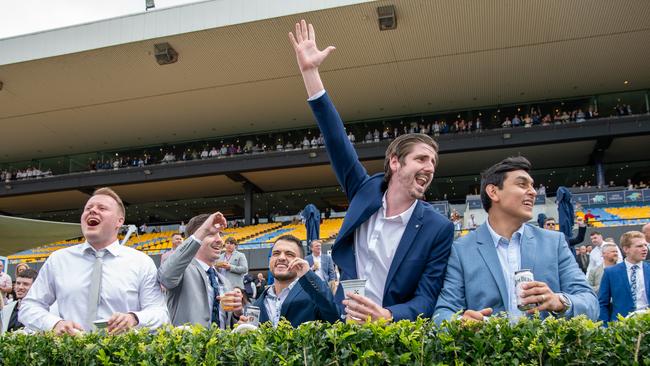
[158,213,243,328]
[288,20,454,322]
[20,187,169,335]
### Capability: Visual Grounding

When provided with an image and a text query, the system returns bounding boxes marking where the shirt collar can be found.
[80,240,122,257]
[381,192,418,224]
[267,278,299,300]
[485,219,525,248]
[195,258,212,272]
[625,259,643,270]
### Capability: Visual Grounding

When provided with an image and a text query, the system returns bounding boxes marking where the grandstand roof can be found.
[1,0,649,163]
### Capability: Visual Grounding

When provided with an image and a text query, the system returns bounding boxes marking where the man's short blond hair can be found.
[93,187,126,218]
[619,231,645,249]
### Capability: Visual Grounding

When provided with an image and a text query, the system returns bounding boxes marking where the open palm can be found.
[289,20,335,72]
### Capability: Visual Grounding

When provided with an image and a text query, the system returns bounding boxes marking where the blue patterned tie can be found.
[631,264,639,310]
[207,267,221,327]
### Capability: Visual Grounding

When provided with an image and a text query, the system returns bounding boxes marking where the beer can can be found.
[515,269,536,311]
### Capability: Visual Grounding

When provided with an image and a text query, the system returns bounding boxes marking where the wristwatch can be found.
[551,293,572,316]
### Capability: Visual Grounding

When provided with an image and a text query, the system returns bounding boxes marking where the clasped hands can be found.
[461,281,567,322]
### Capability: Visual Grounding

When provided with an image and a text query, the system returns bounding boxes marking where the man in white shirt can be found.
[586,231,623,277]
[599,231,649,322]
[305,240,336,283]
[20,187,169,335]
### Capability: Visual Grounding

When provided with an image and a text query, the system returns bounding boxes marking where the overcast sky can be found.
[0,0,198,39]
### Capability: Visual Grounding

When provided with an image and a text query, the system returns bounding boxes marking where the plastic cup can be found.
[340,279,366,299]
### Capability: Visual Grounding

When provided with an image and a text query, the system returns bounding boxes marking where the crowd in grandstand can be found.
[1,21,648,338]
[2,92,643,182]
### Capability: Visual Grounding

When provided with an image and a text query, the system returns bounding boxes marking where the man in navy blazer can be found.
[599,231,649,323]
[289,20,454,322]
[434,157,598,323]
[305,240,336,283]
[250,235,339,327]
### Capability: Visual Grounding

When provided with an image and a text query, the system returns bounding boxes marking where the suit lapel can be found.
[192,259,212,304]
[641,262,650,305]
[256,290,270,323]
[616,263,634,302]
[520,226,536,273]
[383,202,424,300]
[475,225,509,307]
[281,282,303,317]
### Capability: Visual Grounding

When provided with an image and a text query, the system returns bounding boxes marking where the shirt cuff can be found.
[307,89,326,101]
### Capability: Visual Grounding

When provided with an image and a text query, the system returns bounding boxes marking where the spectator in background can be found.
[1,268,38,333]
[643,223,650,255]
[543,217,587,257]
[217,237,248,289]
[160,233,184,265]
[586,232,623,277]
[575,245,590,274]
[255,273,266,299]
[583,210,596,225]
[599,231,649,323]
[587,243,618,294]
[14,263,29,280]
[305,240,336,286]
[537,184,546,196]
[0,261,12,305]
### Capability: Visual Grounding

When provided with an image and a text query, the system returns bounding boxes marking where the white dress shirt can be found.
[354,194,417,306]
[194,258,227,329]
[486,219,525,319]
[625,260,648,311]
[587,244,623,276]
[264,279,298,327]
[312,255,324,281]
[20,241,169,331]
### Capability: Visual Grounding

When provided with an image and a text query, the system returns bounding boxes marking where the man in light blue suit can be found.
[305,240,336,284]
[289,21,454,322]
[434,157,598,323]
[599,231,649,323]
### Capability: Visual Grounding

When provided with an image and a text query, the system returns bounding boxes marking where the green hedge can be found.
[1,315,648,365]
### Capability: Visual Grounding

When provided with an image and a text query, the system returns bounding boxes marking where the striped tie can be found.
[631,264,639,310]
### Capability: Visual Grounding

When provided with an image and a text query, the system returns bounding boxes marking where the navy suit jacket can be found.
[308,92,454,321]
[434,223,598,323]
[598,261,650,322]
[305,254,336,282]
[254,270,339,327]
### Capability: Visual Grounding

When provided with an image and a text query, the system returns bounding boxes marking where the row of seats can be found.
[576,205,650,227]
[8,220,343,263]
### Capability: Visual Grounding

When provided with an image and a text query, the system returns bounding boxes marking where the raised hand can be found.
[288,19,336,72]
[287,258,310,278]
[194,212,227,242]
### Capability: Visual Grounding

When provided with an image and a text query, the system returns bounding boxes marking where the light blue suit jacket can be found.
[433,223,598,323]
[598,261,650,323]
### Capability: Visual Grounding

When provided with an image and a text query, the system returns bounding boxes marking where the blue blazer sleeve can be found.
[308,92,369,199]
[432,242,465,324]
[298,270,340,323]
[556,234,598,320]
[598,268,612,323]
[387,220,454,321]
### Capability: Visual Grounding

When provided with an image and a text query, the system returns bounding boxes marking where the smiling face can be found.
[623,237,648,264]
[389,142,437,200]
[196,232,224,265]
[81,194,124,247]
[269,239,302,281]
[486,170,537,222]
[14,276,34,300]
